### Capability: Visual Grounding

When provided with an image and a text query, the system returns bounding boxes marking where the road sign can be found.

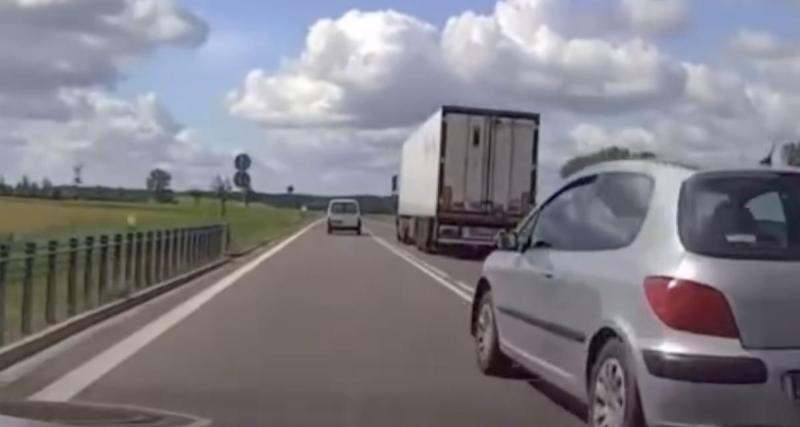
[234,171,251,189]
[234,153,252,171]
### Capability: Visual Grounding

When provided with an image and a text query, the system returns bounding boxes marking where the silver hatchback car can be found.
[471,160,800,427]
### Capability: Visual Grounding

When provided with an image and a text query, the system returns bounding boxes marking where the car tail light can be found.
[644,276,739,339]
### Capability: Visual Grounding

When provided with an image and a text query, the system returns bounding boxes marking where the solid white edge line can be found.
[29,220,322,402]
[369,234,472,303]
[456,280,474,293]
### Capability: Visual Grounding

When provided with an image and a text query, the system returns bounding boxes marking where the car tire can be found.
[474,292,512,376]
[588,338,646,427]
[356,227,362,235]
[327,223,333,234]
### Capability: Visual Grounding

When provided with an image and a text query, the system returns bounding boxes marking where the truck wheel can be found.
[474,291,512,376]
[588,338,646,427]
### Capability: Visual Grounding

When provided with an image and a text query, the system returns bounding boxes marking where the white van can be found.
[327,199,362,235]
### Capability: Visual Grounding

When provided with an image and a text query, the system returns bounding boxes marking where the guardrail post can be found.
[98,236,109,303]
[188,229,196,269]
[124,233,134,295]
[154,230,163,283]
[0,244,9,346]
[163,230,172,279]
[134,232,144,289]
[171,229,179,277]
[67,238,78,316]
[112,234,122,297]
[83,236,94,310]
[21,242,36,336]
[45,240,58,324]
[225,224,231,255]
[145,231,154,287]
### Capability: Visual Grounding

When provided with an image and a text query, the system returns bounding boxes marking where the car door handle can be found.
[530,268,555,279]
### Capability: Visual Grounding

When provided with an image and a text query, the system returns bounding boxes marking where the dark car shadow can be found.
[433,245,492,261]
[487,366,588,423]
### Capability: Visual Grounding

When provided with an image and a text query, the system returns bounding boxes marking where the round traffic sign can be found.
[234,153,252,171]
[234,171,251,189]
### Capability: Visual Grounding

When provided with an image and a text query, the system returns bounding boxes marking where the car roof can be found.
[569,158,800,182]
[328,199,359,205]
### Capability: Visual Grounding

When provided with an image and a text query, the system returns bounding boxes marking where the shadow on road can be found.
[527,377,588,423]
[486,366,587,423]
[433,246,492,261]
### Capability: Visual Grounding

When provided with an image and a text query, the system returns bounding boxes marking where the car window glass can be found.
[330,203,358,214]
[679,172,800,259]
[530,173,653,251]
[746,192,788,245]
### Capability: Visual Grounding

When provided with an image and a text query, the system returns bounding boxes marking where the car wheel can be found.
[589,339,646,427]
[327,223,332,234]
[356,227,362,235]
[474,292,512,375]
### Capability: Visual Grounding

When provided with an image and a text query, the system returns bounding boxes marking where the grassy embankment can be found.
[0,196,312,344]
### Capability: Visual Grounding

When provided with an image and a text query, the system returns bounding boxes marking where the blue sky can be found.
[111,0,800,193]
[4,0,799,194]
[118,0,500,155]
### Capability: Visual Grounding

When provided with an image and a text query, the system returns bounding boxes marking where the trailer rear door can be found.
[488,118,537,214]
[442,112,491,212]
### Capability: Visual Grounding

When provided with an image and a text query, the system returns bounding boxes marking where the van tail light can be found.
[644,277,739,339]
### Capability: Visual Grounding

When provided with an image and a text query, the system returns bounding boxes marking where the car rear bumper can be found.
[328,217,361,229]
[637,348,800,427]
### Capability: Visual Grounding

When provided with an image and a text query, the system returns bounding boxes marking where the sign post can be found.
[234,153,252,207]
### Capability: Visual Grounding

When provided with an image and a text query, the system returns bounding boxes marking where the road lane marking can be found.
[456,281,473,293]
[30,220,322,402]
[369,234,472,302]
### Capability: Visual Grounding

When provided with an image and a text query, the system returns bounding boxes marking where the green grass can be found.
[0,196,314,344]
[0,196,307,250]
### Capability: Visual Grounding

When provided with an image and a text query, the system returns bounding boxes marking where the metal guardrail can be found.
[0,224,227,346]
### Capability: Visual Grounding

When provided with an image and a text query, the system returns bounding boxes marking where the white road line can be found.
[370,234,472,303]
[30,220,321,402]
[456,281,474,294]
[419,262,451,281]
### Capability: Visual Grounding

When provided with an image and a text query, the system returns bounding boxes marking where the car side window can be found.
[745,191,788,246]
[529,172,654,251]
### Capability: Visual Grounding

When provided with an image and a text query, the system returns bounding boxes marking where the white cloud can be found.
[0,0,216,189]
[570,124,657,155]
[619,0,689,36]
[227,1,687,131]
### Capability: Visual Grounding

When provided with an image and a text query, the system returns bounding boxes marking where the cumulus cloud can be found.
[0,0,215,188]
[225,0,700,192]
[227,0,687,131]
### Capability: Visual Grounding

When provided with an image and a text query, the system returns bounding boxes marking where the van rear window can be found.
[330,203,358,214]
[679,171,800,260]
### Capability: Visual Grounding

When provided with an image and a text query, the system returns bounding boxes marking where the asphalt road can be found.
[9,220,586,427]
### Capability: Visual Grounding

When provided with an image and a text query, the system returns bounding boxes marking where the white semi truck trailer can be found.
[395,105,540,252]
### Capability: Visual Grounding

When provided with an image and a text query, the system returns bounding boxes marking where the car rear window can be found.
[330,203,358,214]
[679,171,800,260]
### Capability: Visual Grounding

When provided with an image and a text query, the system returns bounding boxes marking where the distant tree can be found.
[41,178,54,198]
[560,146,656,178]
[188,188,203,205]
[780,141,800,167]
[15,175,32,197]
[146,168,173,202]
[211,175,232,217]
[287,185,295,195]
[0,176,9,196]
